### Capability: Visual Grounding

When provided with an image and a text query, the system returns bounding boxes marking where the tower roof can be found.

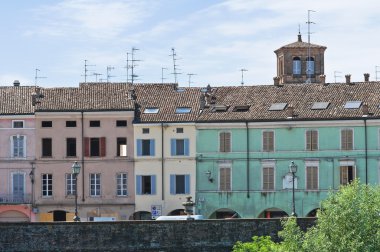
[274,34,326,53]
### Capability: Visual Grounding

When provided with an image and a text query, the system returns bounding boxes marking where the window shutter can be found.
[136,175,142,195]
[225,133,231,152]
[84,137,90,157]
[219,133,225,152]
[171,139,176,156]
[150,140,155,156]
[151,175,156,195]
[185,175,190,194]
[184,139,190,156]
[170,175,175,194]
[100,137,106,157]
[137,139,142,156]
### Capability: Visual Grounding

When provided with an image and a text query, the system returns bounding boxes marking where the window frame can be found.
[90,173,101,197]
[219,131,231,153]
[341,128,354,150]
[116,137,127,157]
[42,138,52,157]
[42,173,53,197]
[292,56,301,75]
[137,139,155,157]
[66,173,76,196]
[305,129,318,151]
[11,135,26,158]
[116,120,127,127]
[170,174,190,195]
[262,166,275,191]
[305,161,319,190]
[219,163,232,191]
[136,175,156,195]
[171,138,190,156]
[66,138,77,157]
[262,130,274,152]
[116,173,128,196]
[66,121,77,127]
[41,121,52,128]
[89,120,101,127]
[12,120,24,128]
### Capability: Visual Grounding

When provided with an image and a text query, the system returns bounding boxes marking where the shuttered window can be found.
[170,174,190,194]
[136,175,156,195]
[306,166,318,190]
[263,131,274,152]
[219,132,231,152]
[219,167,231,191]
[84,137,106,157]
[340,166,355,185]
[262,167,274,190]
[341,129,353,150]
[136,139,155,156]
[171,139,189,156]
[306,130,318,151]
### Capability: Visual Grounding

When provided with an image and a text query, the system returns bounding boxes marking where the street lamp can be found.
[289,161,298,217]
[72,161,81,222]
[182,196,195,220]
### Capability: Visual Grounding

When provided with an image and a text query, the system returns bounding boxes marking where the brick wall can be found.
[0,218,315,252]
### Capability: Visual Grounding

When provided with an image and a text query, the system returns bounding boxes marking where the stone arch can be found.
[306,208,319,217]
[0,210,29,222]
[208,208,240,219]
[130,211,152,220]
[257,207,288,218]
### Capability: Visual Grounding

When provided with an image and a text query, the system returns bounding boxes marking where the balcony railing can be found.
[0,194,32,204]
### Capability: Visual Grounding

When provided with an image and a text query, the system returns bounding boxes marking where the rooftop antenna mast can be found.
[82,60,95,83]
[131,47,141,84]
[161,67,168,84]
[306,10,316,84]
[187,73,196,87]
[34,68,47,86]
[93,73,102,82]
[124,52,131,83]
[376,66,380,81]
[170,48,181,84]
[240,69,248,85]
[106,66,115,83]
[334,71,342,83]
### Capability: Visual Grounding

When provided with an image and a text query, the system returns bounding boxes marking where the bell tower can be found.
[274,33,327,84]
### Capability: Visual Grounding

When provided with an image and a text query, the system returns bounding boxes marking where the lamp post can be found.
[289,161,298,217]
[72,161,81,222]
[182,196,195,220]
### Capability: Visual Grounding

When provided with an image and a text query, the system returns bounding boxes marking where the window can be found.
[12,120,24,128]
[292,57,301,75]
[170,174,190,194]
[143,107,159,114]
[269,103,287,111]
[142,128,149,134]
[262,167,274,190]
[41,121,52,127]
[175,107,191,114]
[11,135,25,158]
[171,139,189,156]
[12,173,24,202]
[311,102,330,110]
[116,120,127,127]
[219,132,231,152]
[136,175,156,195]
[219,166,231,191]
[66,138,76,157]
[306,130,318,151]
[42,174,52,197]
[90,120,100,127]
[136,139,155,156]
[90,173,101,196]
[176,128,184,133]
[84,137,106,157]
[66,174,76,196]
[306,57,315,75]
[263,131,274,152]
[117,137,127,157]
[306,166,318,190]
[42,138,52,157]
[341,129,353,150]
[117,173,128,196]
[340,166,355,185]
[66,121,77,127]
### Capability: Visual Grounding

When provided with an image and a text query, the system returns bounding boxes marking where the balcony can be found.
[0,194,32,204]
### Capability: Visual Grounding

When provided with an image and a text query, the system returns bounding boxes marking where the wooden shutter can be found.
[220,132,231,152]
[136,175,142,195]
[151,175,156,195]
[170,175,175,194]
[184,139,190,156]
[171,139,176,156]
[219,167,231,191]
[263,167,274,190]
[185,175,190,194]
[84,137,90,157]
[100,137,106,157]
[306,166,318,190]
[150,140,155,156]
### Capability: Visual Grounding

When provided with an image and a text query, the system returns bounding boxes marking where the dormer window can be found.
[293,57,301,75]
[144,107,159,114]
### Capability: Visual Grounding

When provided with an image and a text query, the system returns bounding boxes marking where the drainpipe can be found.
[364,118,368,184]
[161,122,164,201]
[81,111,85,202]
[246,121,250,198]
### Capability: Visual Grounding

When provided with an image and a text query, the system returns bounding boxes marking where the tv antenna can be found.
[82,60,95,83]
[170,48,182,84]
[130,47,141,84]
[93,73,102,82]
[240,69,248,85]
[106,66,115,83]
[161,67,168,84]
[334,71,342,83]
[187,73,196,87]
[124,52,132,83]
[376,66,380,81]
[34,68,47,86]
[306,9,316,84]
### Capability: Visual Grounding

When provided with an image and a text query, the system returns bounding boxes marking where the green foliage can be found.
[232,236,279,252]
[233,180,380,252]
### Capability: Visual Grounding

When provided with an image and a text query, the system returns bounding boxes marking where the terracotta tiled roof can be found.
[133,83,202,123]
[274,35,326,53]
[0,86,35,115]
[35,83,135,111]
[197,82,380,122]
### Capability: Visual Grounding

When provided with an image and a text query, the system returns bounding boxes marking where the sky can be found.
[1,0,380,88]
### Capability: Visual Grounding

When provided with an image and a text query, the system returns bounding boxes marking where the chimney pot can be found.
[273,77,280,86]
[364,73,370,82]
[13,80,20,86]
[286,105,294,118]
[362,103,369,116]
[345,74,352,85]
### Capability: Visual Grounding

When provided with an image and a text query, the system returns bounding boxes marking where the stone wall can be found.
[0,218,315,252]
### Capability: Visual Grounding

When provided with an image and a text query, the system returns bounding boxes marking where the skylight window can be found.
[233,105,250,112]
[311,102,330,110]
[269,103,287,111]
[344,101,362,109]
[176,88,185,92]
[144,107,159,114]
[212,105,228,112]
[176,107,191,114]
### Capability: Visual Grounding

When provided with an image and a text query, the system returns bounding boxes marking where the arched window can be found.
[306,57,315,75]
[292,57,301,75]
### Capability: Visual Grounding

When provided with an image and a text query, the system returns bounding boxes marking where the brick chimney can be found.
[319,75,326,85]
[364,73,370,82]
[362,103,369,117]
[345,74,352,85]
[286,105,294,119]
